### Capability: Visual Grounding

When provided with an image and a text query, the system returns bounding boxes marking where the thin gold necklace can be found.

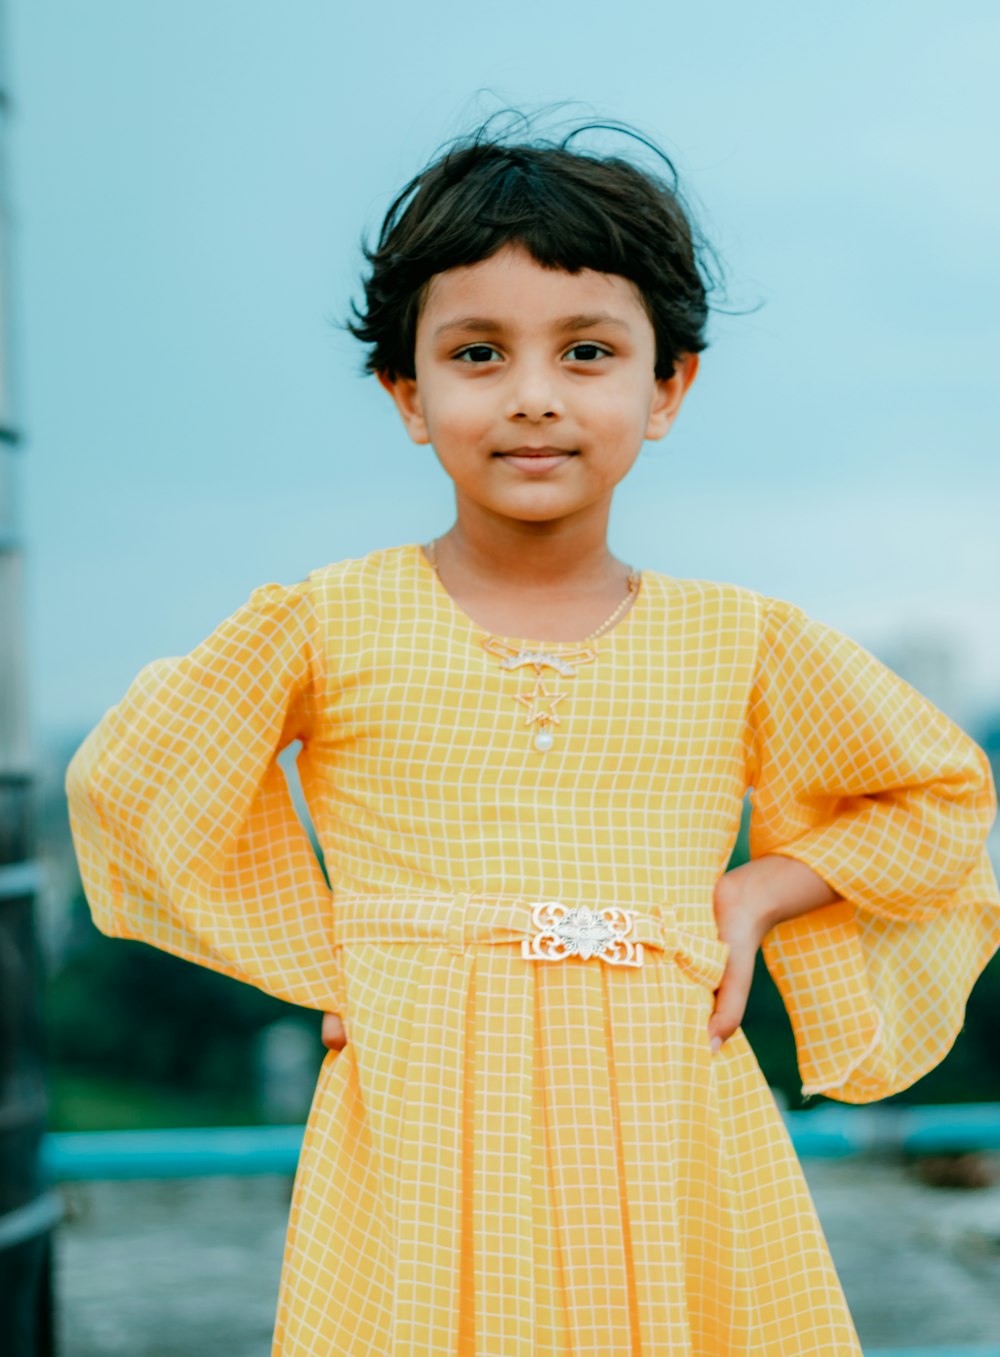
[425,537,641,753]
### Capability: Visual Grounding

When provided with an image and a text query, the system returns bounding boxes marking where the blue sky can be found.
[8,1,1000,740]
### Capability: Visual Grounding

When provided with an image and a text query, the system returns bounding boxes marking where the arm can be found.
[708,853,842,1051]
[66,575,347,1018]
[707,593,1000,1098]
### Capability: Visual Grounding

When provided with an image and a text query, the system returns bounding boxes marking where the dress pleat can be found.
[276,1045,392,1355]
[609,954,694,1354]
[537,955,634,1355]
[469,949,536,1353]
[709,1031,864,1352]
[393,943,470,1354]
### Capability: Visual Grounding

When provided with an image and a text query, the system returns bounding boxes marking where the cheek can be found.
[451,385,492,418]
[589,365,648,408]
[586,390,648,471]
[431,388,495,440]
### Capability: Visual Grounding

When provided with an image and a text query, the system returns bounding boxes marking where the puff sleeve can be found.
[745,594,1000,1103]
[65,575,347,1018]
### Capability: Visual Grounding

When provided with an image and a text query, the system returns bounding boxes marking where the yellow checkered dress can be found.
[65,542,1000,1356]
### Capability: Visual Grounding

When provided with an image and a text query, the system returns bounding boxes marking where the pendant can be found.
[533,725,555,753]
[481,637,597,676]
[514,677,566,754]
[480,637,595,755]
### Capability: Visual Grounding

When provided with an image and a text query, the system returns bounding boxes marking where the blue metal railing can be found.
[869,1351,1000,1357]
[41,1102,1000,1180]
[43,1123,305,1180]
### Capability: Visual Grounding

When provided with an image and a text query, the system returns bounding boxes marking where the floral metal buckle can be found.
[521,902,644,967]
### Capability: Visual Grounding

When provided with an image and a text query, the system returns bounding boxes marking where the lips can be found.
[499,447,575,456]
[498,449,576,473]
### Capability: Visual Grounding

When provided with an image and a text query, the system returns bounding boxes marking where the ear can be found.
[376,369,431,445]
[645,352,700,442]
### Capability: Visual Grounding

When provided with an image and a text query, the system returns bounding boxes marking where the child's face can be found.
[379,242,698,531]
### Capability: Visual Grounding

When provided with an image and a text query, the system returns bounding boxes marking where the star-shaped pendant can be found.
[514,676,567,728]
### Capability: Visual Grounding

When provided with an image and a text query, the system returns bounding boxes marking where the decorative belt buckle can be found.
[521,902,644,967]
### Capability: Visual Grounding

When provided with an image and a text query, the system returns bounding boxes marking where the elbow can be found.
[64,735,96,808]
[64,727,114,838]
[975,739,999,830]
[934,732,997,823]
[934,736,998,869]
[959,735,998,827]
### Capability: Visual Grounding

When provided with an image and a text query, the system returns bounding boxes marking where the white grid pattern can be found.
[65,542,1000,1355]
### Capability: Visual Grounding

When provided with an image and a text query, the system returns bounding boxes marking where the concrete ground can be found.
[53,1156,1000,1356]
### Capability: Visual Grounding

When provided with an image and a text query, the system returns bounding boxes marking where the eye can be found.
[565,343,611,362]
[455,344,502,363]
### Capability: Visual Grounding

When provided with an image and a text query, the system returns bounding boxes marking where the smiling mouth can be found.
[496,450,577,472]
[496,447,577,457]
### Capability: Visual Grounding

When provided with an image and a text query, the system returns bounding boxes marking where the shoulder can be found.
[237,545,416,624]
[297,543,421,656]
[640,568,771,631]
[198,551,412,662]
[639,573,848,679]
[305,542,415,597]
[644,571,835,637]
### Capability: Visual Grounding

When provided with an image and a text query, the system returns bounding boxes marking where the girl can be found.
[66,116,1000,1356]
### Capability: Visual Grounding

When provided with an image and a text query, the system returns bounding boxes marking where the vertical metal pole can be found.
[0,5,61,1351]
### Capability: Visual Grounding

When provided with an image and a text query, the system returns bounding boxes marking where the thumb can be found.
[707,948,754,1050]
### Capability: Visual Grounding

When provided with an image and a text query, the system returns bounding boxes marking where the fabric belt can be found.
[331,891,730,994]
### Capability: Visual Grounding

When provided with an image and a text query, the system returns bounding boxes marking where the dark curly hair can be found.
[342,109,727,384]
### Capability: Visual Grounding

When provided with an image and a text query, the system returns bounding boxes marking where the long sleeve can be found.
[65,574,347,1017]
[744,594,1000,1103]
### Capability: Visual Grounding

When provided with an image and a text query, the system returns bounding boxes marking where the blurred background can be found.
[1,1,999,1354]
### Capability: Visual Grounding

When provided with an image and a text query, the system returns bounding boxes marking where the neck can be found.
[436,506,626,596]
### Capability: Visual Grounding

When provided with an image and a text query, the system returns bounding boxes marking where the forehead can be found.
[419,243,648,333]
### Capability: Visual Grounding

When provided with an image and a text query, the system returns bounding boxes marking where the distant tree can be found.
[46,892,318,1096]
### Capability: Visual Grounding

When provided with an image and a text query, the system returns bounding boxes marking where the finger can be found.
[707,953,754,1047]
[321,1011,347,1051]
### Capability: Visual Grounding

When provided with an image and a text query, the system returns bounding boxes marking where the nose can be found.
[504,361,564,422]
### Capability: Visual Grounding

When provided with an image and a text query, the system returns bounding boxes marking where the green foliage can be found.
[727,794,752,871]
[47,1072,262,1132]
[45,892,324,1099]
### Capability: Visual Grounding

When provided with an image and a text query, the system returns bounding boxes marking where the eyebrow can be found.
[432,311,632,339]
